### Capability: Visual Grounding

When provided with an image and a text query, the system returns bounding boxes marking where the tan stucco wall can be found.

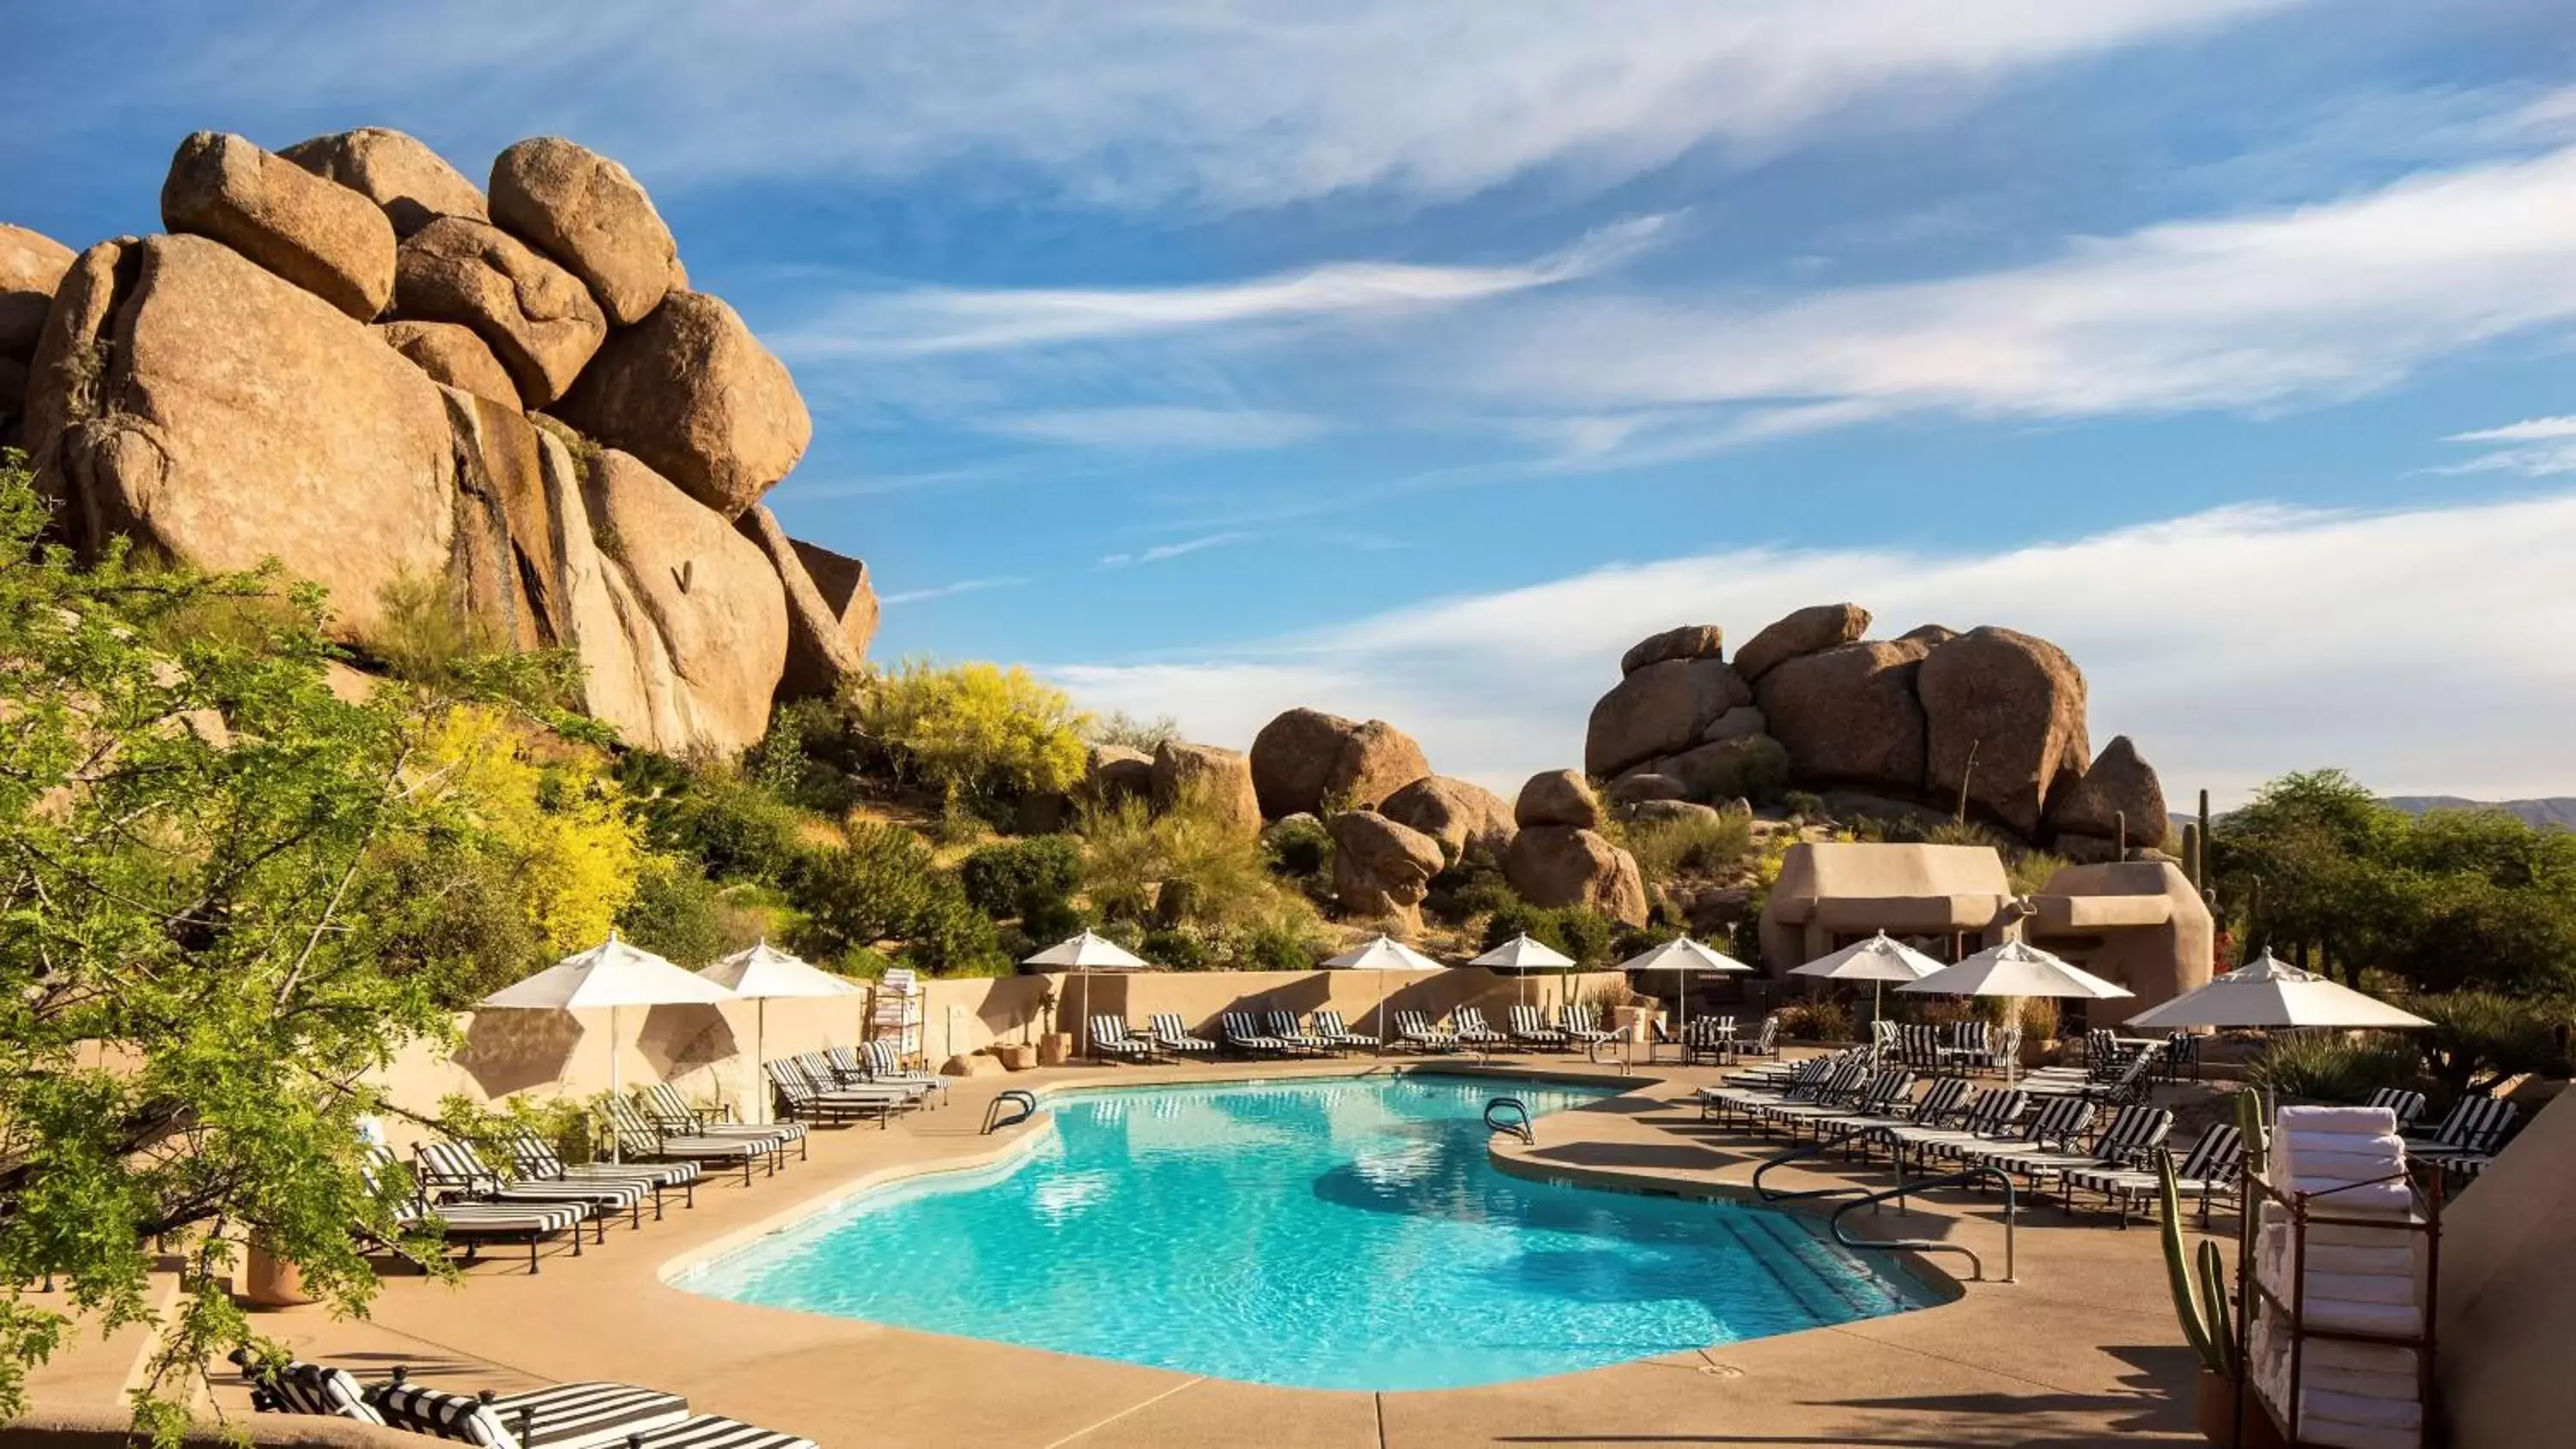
[1757,842,2014,972]
[2026,859,2214,1009]
[2437,1091,2576,1449]
[369,967,1630,1131]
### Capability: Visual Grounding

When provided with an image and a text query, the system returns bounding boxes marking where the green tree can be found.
[849,659,1090,811]
[0,455,568,1433]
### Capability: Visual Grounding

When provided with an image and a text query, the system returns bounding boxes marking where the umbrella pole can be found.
[754,998,768,1125]
[1376,973,1388,1060]
[609,1003,623,1164]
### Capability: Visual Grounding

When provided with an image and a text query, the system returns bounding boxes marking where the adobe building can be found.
[1756,841,2214,1012]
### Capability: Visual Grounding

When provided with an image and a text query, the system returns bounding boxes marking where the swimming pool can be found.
[677,1075,1931,1391]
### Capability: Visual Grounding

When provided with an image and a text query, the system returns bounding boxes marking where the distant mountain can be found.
[2382,797,2576,830]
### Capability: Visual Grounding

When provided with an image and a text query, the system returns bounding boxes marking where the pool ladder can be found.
[1484,1096,1535,1146]
[982,1089,1038,1135]
[1750,1125,2017,1283]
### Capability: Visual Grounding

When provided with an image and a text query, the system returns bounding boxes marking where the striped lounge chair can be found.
[607,1096,781,1179]
[1935,1095,2099,1176]
[1220,1011,1294,1057]
[638,1081,808,1161]
[2407,1095,2521,1169]
[1978,1104,2175,1207]
[1265,1009,1333,1055]
[761,1061,899,1131]
[1869,1087,2030,1173]
[364,1147,590,1274]
[1392,1009,1459,1053]
[1452,1006,1509,1049]
[1697,1056,1842,1127]
[1312,1009,1378,1052]
[1089,1016,1157,1062]
[1505,1004,1568,1050]
[1756,1064,1905,1139]
[379,1377,810,1449]
[1674,1016,1735,1066]
[854,1040,949,1106]
[2365,1086,2427,1128]
[504,1127,696,1216]
[234,1356,389,1425]
[1148,1012,1218,1056]
[1728,1014,1782,1059]
[790,1052,921,1116]
[413,1139,647,1232]
[1560,1004,1615,1049]
[2066,1122,2245,1226]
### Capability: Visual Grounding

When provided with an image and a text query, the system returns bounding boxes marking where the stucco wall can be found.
[2436,1091,2576,1449]
[369,967,1630,1129]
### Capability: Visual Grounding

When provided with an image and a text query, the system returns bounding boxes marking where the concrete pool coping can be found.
[173,1054,2212,1446]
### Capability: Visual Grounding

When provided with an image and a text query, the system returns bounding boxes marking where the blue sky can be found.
[9,2,2576,800]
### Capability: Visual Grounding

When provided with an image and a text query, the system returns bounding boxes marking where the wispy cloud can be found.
[775,215,1672,361]
[1442,145,2576,450]
[2439,414,2576,477]
[988,408,1327,451]
[1099,532,1258,569]
[1051,490,2576,803]
[2449,415,2576,444]
[879,575,1032,606]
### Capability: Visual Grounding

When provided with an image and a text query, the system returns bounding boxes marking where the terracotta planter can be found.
[242,1240,316,1309]
[2194,1370,2286,1447]
[2020,1036,2062,1069]
[995,1045,1039,1071]
[1037,1034,1072,1067]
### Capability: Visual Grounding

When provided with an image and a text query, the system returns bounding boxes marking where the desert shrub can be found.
[617,857,760,967]
[2409,991,2572,1096]
[1481,900,1619,967]
[1579,977,1637,1015]
[961,834,1085,919]
[1426,852,1513,924]
[1780,790,1826,820]
[789,822,1001,973]
[1262,814,1334,880]
[2008,849,2071,897]
[1699,736,1790,805]
[1142,925,1214,970]
[359,834,546,1003]
[1626,806,1755,882]
[1078,785,1313,935]
[368,573,501,689]
[901,877,1009,975]
[1077,796,1163,923]
[647,771,813,888]
[2248,1033,2426,1104]
[1238,909,1331,970]
[1925,818,2006,848]
[1776,997,1856,1041]
[850,659,1090,809]
[1091,710,1181,752]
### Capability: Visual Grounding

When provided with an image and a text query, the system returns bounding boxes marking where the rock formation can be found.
[1327,809,1445,932]
[1588,607,2161,854]
[1083,745,1155,807]
[1248,707,1431,818]
[1514,770,1602,830]
[11,126,874,756]
[1378,775,1516,862]
[1505,826,1648,926]
[1151,740,1261,836]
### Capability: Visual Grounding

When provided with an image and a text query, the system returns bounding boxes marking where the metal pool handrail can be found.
[1485,1096,1535,1146]
[982,1089,1037,1135]
[1751,1126,2016,1282]
[1752,1125,1901,1203]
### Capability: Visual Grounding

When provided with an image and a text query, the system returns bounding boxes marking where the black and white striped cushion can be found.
[379,1383,515,1446]
[269,1362,386,1424]
[488,1382,690,1446]
[629,1416,818,1449]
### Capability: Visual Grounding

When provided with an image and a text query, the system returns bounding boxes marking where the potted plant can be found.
[2163,1094,2277,1446]
[241,1233,316,1308]
[2015,997,2062,1069]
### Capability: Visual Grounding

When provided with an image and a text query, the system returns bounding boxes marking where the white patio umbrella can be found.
[1793,931,1948,1027]
[1896,938,2132,1085]
[1619,936,1753,1046]
[698,940,863,1122]
[1022,930,1151,1059]
[2123,948,2432,1032]
[1323,934,1447,1054]
[1469,932,1577,1011]
[478,931,735,1157]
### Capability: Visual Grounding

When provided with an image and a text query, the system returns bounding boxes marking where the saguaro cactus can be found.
[2160,1151,2236,1377]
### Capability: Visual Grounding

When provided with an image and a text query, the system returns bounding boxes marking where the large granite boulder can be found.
[1917,626,2090,837]
[392,215,605,406]
[1505,827,1648,925]
[0,224,74,367]
[2044,735,2167,849]
[489,137,682,326]
[1732,603,1869,682]
[1328,809,1444,931]
[376,320,518,409]
[1152,741,1261,835]
[1754,639,1931,792]
[1084,744,1155,806]
[1584,658,1753,778]
[733,503,865,702]
[25,234,455,638]
[1379,775,1516,861]
[441,389,569,652]
[789,537,879,665]
[1620,623,1723,676]
[553,291,808,518]
[281,127,489,239]
[161,132,395,321]
[1515,769,1602,830]
[1249,707,1431,817]
[1654,733,1790,803]
[1605,773,1686,806]
[580,448,787,755]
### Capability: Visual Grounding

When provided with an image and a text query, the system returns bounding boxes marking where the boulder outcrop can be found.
[161,132,395,322]
[1328,809,1444,931]
[1515,769,1602,830]
[2044,735,2167,849]
[489,137,682,326]
[393,215,606,406]
[0,224,74,370]
[1654,734,1789,803]
[1084,745,1155,806]
[553,291,808,518]
[1151,740,1261,835]
[377,320,518,409]
[1378,775,1516,861]
[282,128,489,239]
[1505,827,1648,925]
[733,503,867,702]
[1754,639,1929,793]
[1583,658,1753,778]
[1605,773,1686,806]
[788,537,880,665]
[1249,708,1431,818]
[1732,603,1869,682]
[1917,625,2089,837]
[1620,623,1722,676]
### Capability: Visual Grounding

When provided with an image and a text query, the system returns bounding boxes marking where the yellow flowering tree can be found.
[419,705,644,955]
[854,659,1091,809]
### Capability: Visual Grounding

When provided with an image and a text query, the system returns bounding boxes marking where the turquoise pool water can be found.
[677,1075,1929,1391]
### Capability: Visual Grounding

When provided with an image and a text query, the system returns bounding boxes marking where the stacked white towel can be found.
[2251,1107,2427,1448]
[2271,1106,2413,1216]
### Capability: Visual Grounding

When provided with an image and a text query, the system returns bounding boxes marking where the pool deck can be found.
[186,1054,2218,1446]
